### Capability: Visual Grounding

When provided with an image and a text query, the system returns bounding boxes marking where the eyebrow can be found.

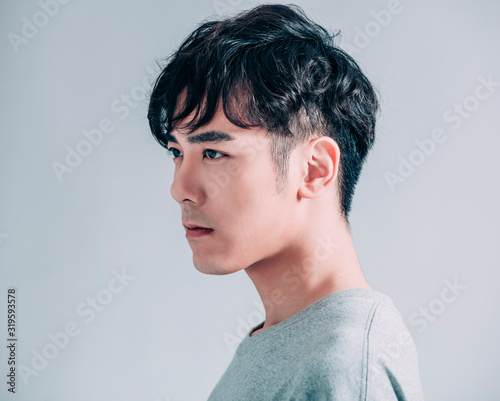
[166,130,236,145]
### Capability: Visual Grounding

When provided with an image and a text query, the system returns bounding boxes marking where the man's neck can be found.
[245,224,371,336]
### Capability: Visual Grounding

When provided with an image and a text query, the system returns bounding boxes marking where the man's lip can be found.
[183,223,213,230]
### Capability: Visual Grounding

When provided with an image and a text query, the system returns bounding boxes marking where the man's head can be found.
[147,4,379,274]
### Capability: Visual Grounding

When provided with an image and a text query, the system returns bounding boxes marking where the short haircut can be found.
[148,3,379,224]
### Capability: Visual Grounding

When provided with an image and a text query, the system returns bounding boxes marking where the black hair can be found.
[147,3,379,224]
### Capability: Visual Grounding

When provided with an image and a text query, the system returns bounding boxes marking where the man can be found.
[148,3,424,400]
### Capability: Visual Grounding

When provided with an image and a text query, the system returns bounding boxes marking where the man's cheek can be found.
[226,158,242,176]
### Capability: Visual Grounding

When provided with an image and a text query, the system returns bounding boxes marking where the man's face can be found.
[167,102,303,275]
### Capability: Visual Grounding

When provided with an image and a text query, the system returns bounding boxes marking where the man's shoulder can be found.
[289,292,424,400]
[297,291,416,369]
[295,290,398,354]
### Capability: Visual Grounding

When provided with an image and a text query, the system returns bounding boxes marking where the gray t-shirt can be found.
[207,288,424,400]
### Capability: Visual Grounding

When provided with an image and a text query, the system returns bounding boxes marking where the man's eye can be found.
[166,147,182,158]
[165,147,226,160]
[204,149,225,160]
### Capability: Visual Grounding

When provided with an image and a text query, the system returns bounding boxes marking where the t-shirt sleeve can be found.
[365,303,425,401]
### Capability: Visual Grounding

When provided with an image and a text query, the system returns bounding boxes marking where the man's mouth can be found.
[183,223,213,230]
[184,225,214,239]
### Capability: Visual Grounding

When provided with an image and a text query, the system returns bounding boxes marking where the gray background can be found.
[1,0,499,400]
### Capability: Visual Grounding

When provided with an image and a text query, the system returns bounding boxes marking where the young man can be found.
[148,4,424,400]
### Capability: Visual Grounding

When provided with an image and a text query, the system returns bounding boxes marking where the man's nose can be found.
[170,159,204,205]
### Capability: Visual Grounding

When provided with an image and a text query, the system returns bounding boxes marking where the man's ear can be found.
[298,136,340,199]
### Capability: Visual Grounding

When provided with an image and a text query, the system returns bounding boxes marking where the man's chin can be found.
[192,258,241,275]
[194,266,231,276]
